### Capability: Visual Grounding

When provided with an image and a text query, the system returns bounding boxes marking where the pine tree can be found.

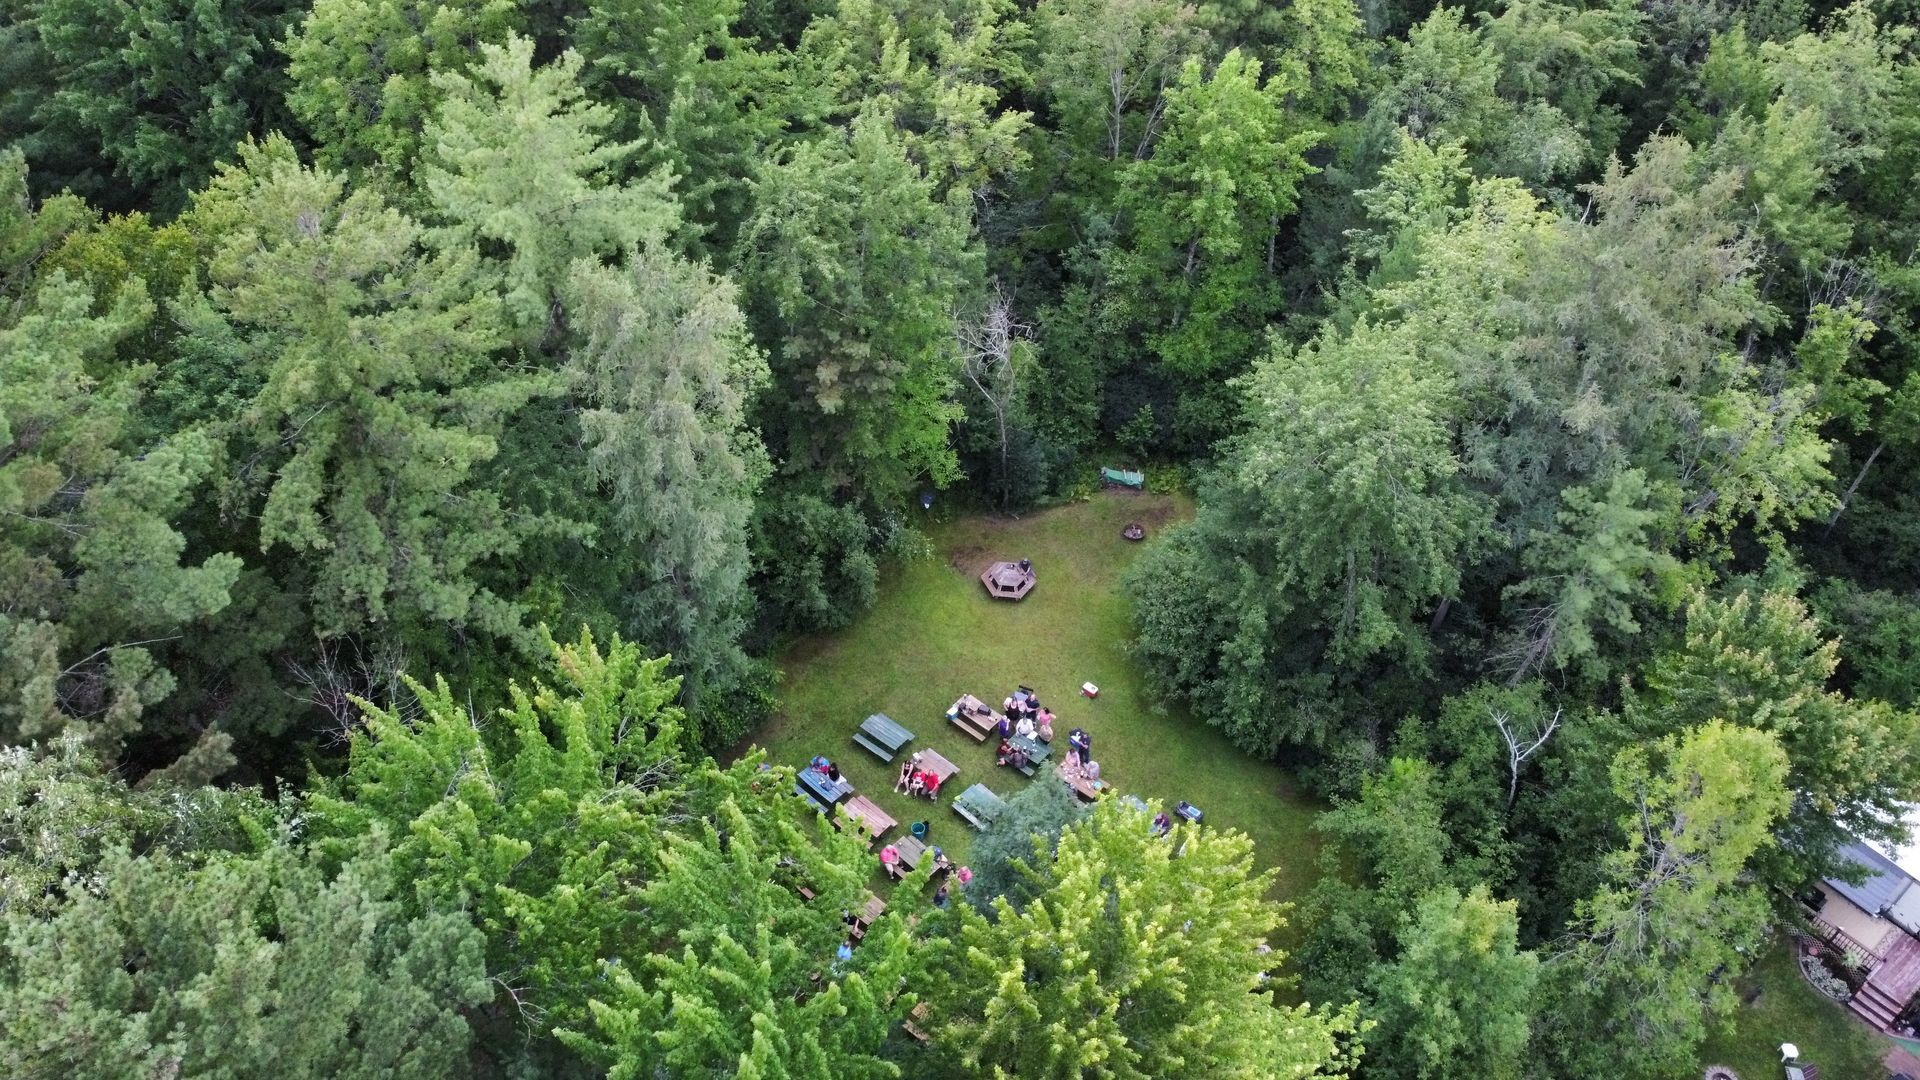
[736,103,975,509]
[565,250,769,721]
[0,842,489,1079]
[183,135,548,645]
[420,35,680,346]
[1,151,240,756]
[284,0,524,179]
[305,628,737,1033]
[6,0,299,212]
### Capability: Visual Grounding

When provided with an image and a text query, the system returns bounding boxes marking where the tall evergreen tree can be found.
[420,35,680,347]
[0,843,490,1079]
[565,249,770,722]
[183,135,548,651]
[1,152,240,756]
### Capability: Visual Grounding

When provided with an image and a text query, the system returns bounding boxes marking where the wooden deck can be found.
[1850,930,1920,1030]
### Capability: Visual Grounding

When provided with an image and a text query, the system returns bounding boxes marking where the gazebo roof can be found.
[980,560,1035,600]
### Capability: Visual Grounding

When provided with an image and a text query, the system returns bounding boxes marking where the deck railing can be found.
[1810,911,1889,971]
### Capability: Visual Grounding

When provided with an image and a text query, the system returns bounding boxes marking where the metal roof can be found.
[1826,837,1917,917]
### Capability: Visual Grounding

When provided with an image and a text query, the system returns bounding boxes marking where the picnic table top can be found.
[1011,734,1051,761]
[956,782,1006,809]
[860,713,914,749]
[1057,764,1109,802]
[799,767,853,805]
[951,694,1006,724]
[839,795,897,840]
[860,894,886,923]
[918,748,959,783]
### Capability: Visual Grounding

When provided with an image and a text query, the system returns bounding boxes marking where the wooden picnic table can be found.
[797,766,853,810]
[947,694,1004,742]
[838,795,897,842]
[884,835,953,881]
[1057,763,1110,803]
[849,893,888,940]
[952,783,1007,830]
[918,748,959,785]
[853,713,915,762]
[1007,734,1050,776]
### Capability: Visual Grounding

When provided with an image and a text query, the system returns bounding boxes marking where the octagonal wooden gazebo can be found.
[980,560,1035,601]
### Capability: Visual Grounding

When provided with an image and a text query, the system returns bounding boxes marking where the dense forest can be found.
[3,0,1920,1073]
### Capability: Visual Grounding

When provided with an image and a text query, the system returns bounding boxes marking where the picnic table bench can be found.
[838,795,897,842]
[952,783,1007,830]
[947,694,1004,742]
[853,713,914,762]
[1007,734,1050,777]
[795,766,853,811]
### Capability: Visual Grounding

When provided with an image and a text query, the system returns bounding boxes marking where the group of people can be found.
[893,752,944,799]
[998,688,1055,742]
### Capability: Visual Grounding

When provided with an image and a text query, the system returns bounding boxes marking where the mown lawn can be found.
[1699,935,1896,1079]
[739,493,1324,909]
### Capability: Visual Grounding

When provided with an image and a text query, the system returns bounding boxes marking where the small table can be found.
[854,713,915,762]
[797,767,853,810]
[948,694,1005,742]
[839,795,897,842]
[1007,734,1050,776]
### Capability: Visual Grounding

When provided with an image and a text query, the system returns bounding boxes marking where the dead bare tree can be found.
[286,636,417,745]
[1492,706,1563,811]
[956,286,1032,505]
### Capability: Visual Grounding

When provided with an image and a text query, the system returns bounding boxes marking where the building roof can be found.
[1827,838,1917,918]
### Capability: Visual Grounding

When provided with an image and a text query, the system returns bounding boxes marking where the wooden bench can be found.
[952,783,1007,830]
[853,713,915,762]
[902,1002,931,1042]
[947,694,1003,742]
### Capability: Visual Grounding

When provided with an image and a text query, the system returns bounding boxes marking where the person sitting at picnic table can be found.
[1014,713,1036,740]
[880,844,900,871]
[894,757,916,793]
[930,846,953,874]
[995,738,1014,763]
[1084,759,1101,781]
[920,770,943,799]
[907,770,927,797]
[933,882,950,908]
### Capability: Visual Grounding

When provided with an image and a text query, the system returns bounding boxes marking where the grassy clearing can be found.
[740,493,1324,908]
[1699,935,1896,1078]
